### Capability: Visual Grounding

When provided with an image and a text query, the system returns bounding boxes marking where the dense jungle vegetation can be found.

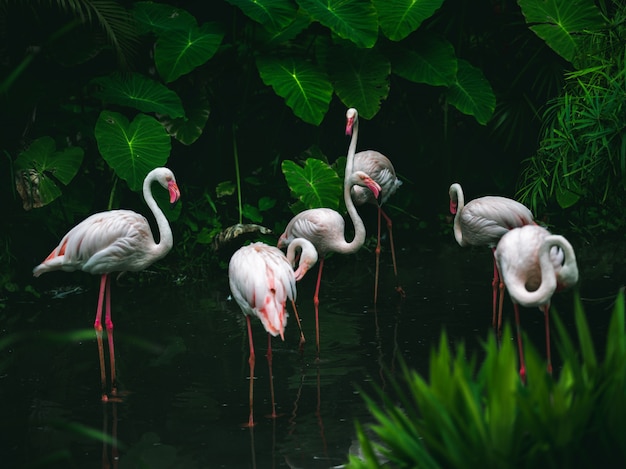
[1,0,625,292]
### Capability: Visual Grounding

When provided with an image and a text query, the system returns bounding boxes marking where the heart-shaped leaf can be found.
[374,0,444,41]
[13,136,84,209]
[445,59,495,125]
[390,34,457,87]
[225,0,298,35]
[91,72,185,118]
[132,1,198,35]
[296,0,379,48]
[320,40,390,120]
[160,91,210,145]
[155,22,225,83]
[256,56,333,125]
[95,111,172,191]
[518,0,604,64]
[282,158,342,210]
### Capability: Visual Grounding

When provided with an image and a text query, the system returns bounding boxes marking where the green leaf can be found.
[225,0,298,34]
[91,72,185,118]
[555,184,581,208]
[155,22,224,83]
[282,158,342,210]
[256,56,333,125]
[445,59,495,125]
[296,0,379,48]
[518,0,604,64]
[160,91,210,145]
[13,137,84,209]
[95,111,172,191]
[390,34,457,87]
[321,41,390,119]
[132,1,198,35]
[374,0,444,41]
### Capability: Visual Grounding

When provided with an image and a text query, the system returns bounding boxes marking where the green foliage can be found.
[282,157,343,211]
[517,0,626,220]
[348,290,626,468]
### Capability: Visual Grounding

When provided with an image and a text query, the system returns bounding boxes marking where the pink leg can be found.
[291,299,306,350]
[94,274,108,401]
[266,334,277,418]
[104,276,117,398]
[490,252,499,329]
[373,206,382,304]
[381,208,405,298]
[245,316,256,428]
[514,303,527,384]
[544,304,552,375]
[313,258,325,358]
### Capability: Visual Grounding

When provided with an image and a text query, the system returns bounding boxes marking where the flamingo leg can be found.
[104,276,117,398]
[373,206,382,304]
[514,303,527,384]
[490,252,499,330]
[381,207,405,298]
[544,304,553,375]
[313,257,325,358]
[290,299,306,350]
[94,274,108,401]
[266,334,277,418]
[245,315,256,428]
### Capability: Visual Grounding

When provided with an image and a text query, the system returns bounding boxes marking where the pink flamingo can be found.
[352,149,404,303]
[495,224,578,381]
[449,182,534,331]
[33,167,181,401]
[278,108,381,356]
[228,240,316,427]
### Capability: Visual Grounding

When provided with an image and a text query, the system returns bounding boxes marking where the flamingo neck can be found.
[505,235,570,308]
[449,183,465,246]
[143,172,173,256]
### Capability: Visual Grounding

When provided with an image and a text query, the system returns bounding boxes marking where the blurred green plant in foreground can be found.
[348,289,626,468]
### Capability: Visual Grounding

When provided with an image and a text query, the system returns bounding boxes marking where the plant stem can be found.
[233,124,242,224]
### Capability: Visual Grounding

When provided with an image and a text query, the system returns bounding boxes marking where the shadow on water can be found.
[0,237,622,468]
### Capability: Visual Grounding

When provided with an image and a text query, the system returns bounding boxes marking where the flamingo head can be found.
[346,108,357,136]
[168,180,181,206]
[449,200,458,215]
[352,171,381,200]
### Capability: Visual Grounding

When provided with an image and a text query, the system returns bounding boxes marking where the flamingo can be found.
[278,108,381,356]
[33,167,181,401]
[495,224,578,381]
[228,240,316,427]
[449,183,534,331]
[352,150,404,303]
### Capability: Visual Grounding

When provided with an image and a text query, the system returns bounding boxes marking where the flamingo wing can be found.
[34,210,155,276]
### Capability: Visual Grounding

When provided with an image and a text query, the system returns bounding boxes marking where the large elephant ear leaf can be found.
[13,136,84,209]
[518,0,604,64]
[320,40,390,120]
[155,21,224,83]
[389,34,457,87]
[296,0,378,48]
[374,0,444,41]
[225,0,298,35]
[257,56,333,125]
[282,158,342,210]
[132,1,197,34]
[445,59,495,126]
[95,111,172,191]
[91,72,185,118]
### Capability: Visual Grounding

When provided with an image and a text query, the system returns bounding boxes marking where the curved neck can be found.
[449,183,465,245]
[506,235,569,307]
[554,236,579,287]
[143,173,174,256]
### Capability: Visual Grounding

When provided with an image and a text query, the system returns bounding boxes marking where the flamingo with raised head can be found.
[449,183,534,331]
[33,167,181,401]
[352,148,404,302]
[228,240,316,427]
[495,224,578,381]
[278,108,381,356]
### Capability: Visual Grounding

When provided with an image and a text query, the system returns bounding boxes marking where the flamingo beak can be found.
[449,200,457,215]
[168,181,181,206]
[346,116,354,136]
[368,180,382,200]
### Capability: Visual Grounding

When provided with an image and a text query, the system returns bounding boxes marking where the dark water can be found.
[1,237,621,468]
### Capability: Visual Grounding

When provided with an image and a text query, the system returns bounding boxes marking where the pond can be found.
[1,234,622,468]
